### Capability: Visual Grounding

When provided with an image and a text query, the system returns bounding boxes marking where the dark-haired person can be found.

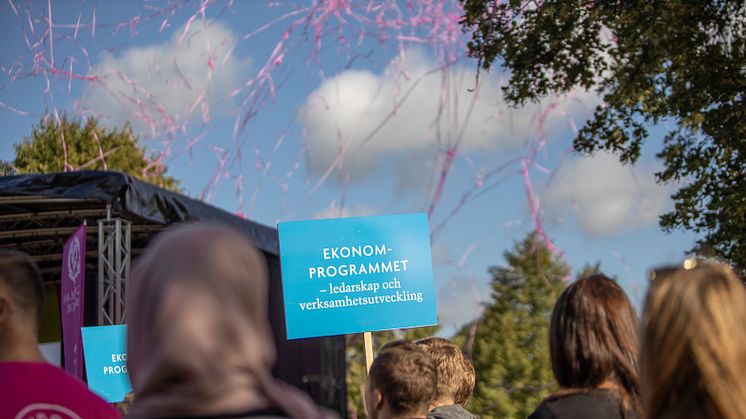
[0,250,120,419]
[126,224,336,419]
[641,261,746,419]
[415,337,477,419]
[366,341,438,419]
[528,274,641,419]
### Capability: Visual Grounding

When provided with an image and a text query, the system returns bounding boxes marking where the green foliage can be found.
[11,113,179,190]
[460,0,746,273]
[346,332,385,419]
[467,232,568,419]
[451,320,479,359]
[0,160,14,176]
[574,260,623,282]
[575,261,604,280]
[345,325,440,418]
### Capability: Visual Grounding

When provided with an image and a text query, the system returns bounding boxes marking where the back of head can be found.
[0,250,44,334]
[415,336,475,405]
[641,262,746,419]
[369,341,437,417]
[549,274,640,416]
[127,223,275,418]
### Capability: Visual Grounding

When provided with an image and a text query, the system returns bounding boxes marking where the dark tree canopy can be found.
[460,1,746,272]
[7,113,179,191]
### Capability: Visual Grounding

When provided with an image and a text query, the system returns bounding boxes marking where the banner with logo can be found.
[278,213,437,339]
[81,325,132,402]
[61,222,86,379]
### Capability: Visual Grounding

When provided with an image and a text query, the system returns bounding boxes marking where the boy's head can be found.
[0,250,44,359]
[0,250,44,327]
[415,337,475,406]
[366,340,437,419]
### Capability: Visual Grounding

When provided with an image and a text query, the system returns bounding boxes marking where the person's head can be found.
[549,274,640,416]
[127,223,276,418]
[0,249,44,360]
[366,340,437,419]
[414,336,475,406]
[641,261,746,419]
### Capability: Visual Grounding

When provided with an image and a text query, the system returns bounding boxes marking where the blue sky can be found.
[0,1,696,333]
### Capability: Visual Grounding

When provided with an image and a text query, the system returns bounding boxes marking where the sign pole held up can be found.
[363,332,374,374]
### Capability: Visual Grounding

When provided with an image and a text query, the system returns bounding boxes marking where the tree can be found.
[467,232,568,419]
[574,260,621,281]
[0,160,14,176]
[10,113,179,190]
[460,1,746,273]
[575,261,604,280]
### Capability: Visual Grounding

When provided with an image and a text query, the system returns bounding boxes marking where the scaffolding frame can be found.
[97,208,131,325]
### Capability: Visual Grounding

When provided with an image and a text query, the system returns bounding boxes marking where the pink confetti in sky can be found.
[4,1,587,222]
[0,0,641,327]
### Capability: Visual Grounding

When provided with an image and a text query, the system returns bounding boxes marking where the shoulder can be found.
[428,404,478,419]
[167,414,291,419]
[530,391,623,419]
[2,362,119,419]
[164,409,292,419]
[224,416,290,419]
[528,402,556,419]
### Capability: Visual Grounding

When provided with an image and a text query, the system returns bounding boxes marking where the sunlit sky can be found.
[0,1,696,334]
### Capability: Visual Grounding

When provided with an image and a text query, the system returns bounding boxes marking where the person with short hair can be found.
[528,274,641,419]
[415,337,477,419]
[640,261,746,419]
[0,249,120,419]
[366,340,438,419]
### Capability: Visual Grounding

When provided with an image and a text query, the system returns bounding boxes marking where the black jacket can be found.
[528,390,631,419]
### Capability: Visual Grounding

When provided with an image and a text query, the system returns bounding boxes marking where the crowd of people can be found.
[1,222,746,419]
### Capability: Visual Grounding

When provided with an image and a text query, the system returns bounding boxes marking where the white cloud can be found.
[79,20,248,137]
[430,242,450,265]
[436,276,490,327]
[544,152,672,236]
[299,49,600,181]
[312,202,378,219]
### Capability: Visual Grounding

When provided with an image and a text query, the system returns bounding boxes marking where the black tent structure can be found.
[0,171,345,414]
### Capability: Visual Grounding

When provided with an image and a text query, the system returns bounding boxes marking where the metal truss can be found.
[97,214,131,325]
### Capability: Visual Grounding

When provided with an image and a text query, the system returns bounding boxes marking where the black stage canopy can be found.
[0,171,277,271]
[0,171,345,414]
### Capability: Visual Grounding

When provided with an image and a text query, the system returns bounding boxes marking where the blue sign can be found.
[278,213,437,339]
[81,325,132,403]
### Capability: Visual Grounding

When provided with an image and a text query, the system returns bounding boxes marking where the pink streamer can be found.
[47,0,54,67]
[0,101,31,116]
[1,1,594,285]
[8,0,18,16]
[521,158,560,254]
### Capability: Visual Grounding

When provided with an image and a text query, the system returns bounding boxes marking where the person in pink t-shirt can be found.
[0,250,120,419]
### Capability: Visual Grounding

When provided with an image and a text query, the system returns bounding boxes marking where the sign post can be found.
[81,325,132,403]
[61,222,86,379]
[363,331,374,373]
[278,213,437,341]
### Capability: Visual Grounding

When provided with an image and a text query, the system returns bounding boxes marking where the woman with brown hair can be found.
[640,261,746,419]
[126,224,336,419]
[529,274,641,419]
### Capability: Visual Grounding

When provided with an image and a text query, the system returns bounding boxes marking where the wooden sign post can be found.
[363,331,374,374]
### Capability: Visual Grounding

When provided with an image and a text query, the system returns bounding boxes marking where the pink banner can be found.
[61,222,86,379]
